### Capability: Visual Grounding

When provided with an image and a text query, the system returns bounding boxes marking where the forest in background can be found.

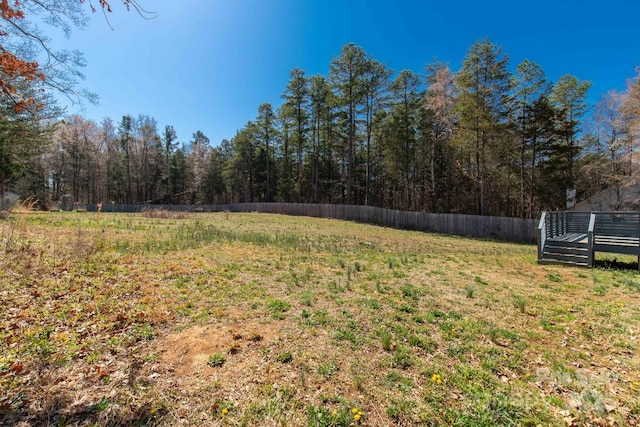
[2,37,640,218]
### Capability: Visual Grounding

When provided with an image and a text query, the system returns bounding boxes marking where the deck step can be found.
[538,258,589,267]
[540,253,589,266]
[540,240,590,267]
[545,243,588,254]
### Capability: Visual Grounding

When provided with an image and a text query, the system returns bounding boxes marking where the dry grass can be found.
[1,211,639,426]
[141,208,189,219]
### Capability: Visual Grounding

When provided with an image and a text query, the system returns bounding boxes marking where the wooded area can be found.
[1,3,640,218]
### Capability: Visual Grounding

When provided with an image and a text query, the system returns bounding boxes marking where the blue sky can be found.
[52,0,640,146]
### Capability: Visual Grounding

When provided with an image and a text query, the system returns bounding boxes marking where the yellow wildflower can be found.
[222,408,228,415]
[352,407,359,414]
[354,413,361,421]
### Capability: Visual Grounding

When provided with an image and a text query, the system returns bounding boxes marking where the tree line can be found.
[2,39,640,217]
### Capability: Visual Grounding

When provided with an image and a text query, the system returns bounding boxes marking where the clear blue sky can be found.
[53,0,640,146]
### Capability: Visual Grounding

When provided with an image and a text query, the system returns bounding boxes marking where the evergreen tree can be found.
[455,38,511,215]
[550,74,591,189]
[255,103,276,201]
[361,59,392,206]
[117,115,134,203]
[135,115,161,203]
[160,125,178,202]
[307,75,336,203]
[511,59,548,217]
[203,146,226,204]
[227,124,257,202]
[385,70,422,210]
[276,104,296,202]
[527,94,560,212]
[169,147,192,204]
[281,68,309,201]
[0,85,59,201]
[330,43,369,204]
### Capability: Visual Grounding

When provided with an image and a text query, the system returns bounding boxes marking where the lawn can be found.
[1,210,639,426]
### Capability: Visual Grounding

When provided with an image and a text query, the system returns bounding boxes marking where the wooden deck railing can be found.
[539,211,592,240]
[539,211,640,268]
[587,213,596,267]
[538,211,592,265]
[537,212,547,261]
[592,212,640,258]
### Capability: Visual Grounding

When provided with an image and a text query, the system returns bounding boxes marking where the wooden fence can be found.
[67,202,537,244]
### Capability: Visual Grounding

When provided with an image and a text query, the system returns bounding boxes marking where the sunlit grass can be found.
[0,211,639,425]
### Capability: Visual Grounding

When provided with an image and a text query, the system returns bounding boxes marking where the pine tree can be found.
[455,38,511,215]
[169,147,192,204]
[256,103,276,201]
[276,104,296,202]
[362,59,392,205]
[511,59,548,217]
[330,43,369,204]
[281,68,309,201]
[527,94,559,213]
[387,70,422,210]
[117,115,134,203]
[550,74,591,206]
[227,124,257,203]
[203,146,226,204]
[161,125,178,202]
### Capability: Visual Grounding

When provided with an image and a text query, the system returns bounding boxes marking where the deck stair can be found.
[539,233,589,266]
[538,211,640,268]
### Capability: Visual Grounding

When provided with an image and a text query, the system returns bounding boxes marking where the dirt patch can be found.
[148,320,280,378]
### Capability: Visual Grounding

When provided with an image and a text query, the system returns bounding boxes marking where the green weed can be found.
[465,285,475,298]
[392,346,413,369]
[513,294,527,313]
[207,353,226,367]
[318,362,338,377]
[277,352,293,363]
[301,290,314,306]
[380,329,393,351]
[401,283,419,300]
[268,299,291,319]
[547,273,561,282]
[89,397,111,412]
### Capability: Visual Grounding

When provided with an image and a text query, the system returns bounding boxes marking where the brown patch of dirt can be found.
[149,320,280,378]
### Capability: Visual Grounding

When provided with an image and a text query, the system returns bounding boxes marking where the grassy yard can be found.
[1,210,639,426]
